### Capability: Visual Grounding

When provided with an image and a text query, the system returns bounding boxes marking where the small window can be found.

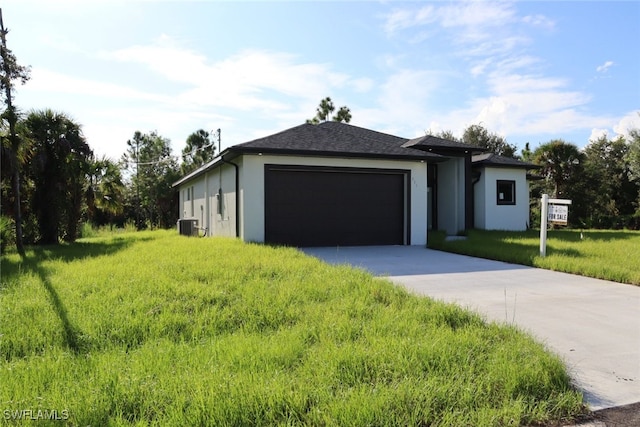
[496,180,516,205]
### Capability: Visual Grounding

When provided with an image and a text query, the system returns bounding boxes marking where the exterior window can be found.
[496,180,515,205]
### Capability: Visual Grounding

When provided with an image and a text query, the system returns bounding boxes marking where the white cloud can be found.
[352,68,446,134]
[80,106,235,161]
[521,14,555,29]
[596,61,614,73]
[438,1,516,30]
[588,112,640,144]
[589,110,640,145]
[23,36,375,158]
[382,0,524,61]
[378,1,620,145]
[26,68,167,102]
[489,72,568,95]
[352,77,375,93]
[99,35,210,85]
[383,6,435,34]
[589,128,609,142]
[99,37,362,114]
[613,111,640,139]
[383,1,516,36]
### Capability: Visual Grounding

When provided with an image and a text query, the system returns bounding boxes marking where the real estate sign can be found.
[540,195,572,257]
[548,204,569,225]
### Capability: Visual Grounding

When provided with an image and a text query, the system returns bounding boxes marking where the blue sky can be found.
[3,0,639,161]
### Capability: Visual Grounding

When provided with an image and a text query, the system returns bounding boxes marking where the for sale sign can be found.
[540,195,572,257]
[548,204,568,224]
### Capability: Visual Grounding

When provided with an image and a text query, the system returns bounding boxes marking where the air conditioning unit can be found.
[178,219,198,236]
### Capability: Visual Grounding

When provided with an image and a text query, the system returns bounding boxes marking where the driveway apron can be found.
[302,246,640,411]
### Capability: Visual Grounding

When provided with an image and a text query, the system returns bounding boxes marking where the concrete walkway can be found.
[302,246,640,411]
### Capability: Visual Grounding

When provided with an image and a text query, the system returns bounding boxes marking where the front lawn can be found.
[429,229,640,285]
[1,230,584,426]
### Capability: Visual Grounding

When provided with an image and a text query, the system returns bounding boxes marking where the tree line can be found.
[0,108,216,251]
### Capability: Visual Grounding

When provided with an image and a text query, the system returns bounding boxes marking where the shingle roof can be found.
[230,121,444,160]
[174,122,474,187]
[472,153,540,169]
[402,135,483,153]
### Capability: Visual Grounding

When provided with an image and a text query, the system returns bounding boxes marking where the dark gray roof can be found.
[472,153,540,169]
[230,121,444,160]
[174,122,473,187]
[403,135,484,153]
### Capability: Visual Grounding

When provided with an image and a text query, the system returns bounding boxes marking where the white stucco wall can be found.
[178,163,237,237]
[240,154,429,245]
[436,157,466,235]
[180,179,205,224]
[208,163,238,238]
[473,171,486,230]
[474,167,529,231]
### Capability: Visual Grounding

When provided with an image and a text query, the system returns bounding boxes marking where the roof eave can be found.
[472,162,541,170]
[230,146,445,161]
[172,148,239,187]
[402,136,486,154]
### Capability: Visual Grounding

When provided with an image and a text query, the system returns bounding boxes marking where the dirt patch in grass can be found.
[558,402,640,426]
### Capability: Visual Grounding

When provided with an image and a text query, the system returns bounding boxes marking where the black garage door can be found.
[265,165,409,247]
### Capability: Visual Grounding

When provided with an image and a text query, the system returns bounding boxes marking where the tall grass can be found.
[1,231,585,425]
[79,221,138,238]
[429,229,640,285]
[0,215,15,254]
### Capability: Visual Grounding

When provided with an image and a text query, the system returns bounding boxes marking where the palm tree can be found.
[25,109,92,244]
[1,117,32,243]
[87,156,124,226]
[533,139,583,198]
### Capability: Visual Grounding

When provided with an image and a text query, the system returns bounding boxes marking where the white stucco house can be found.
[472,153,538,231]
[173,122,538,246]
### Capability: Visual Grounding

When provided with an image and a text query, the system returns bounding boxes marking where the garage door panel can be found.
[265,166,408,247]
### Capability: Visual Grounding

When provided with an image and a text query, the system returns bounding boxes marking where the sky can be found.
[3,0,640,161]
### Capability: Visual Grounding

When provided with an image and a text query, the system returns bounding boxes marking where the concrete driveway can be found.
[302,246,640,411]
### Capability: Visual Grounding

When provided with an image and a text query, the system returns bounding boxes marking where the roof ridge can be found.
[318,121,409,144]
[235,122,312,147]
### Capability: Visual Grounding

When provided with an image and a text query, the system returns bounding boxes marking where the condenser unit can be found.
[178,219,198,236]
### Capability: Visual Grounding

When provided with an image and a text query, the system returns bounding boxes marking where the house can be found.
[472,153,539,231]
[173,121,537,246]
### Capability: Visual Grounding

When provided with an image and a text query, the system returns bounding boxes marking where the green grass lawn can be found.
[1,230,585,426]
[429,229,640,285]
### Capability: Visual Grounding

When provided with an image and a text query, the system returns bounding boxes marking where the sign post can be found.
[540,194,571,257]
[540,194,549,257]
